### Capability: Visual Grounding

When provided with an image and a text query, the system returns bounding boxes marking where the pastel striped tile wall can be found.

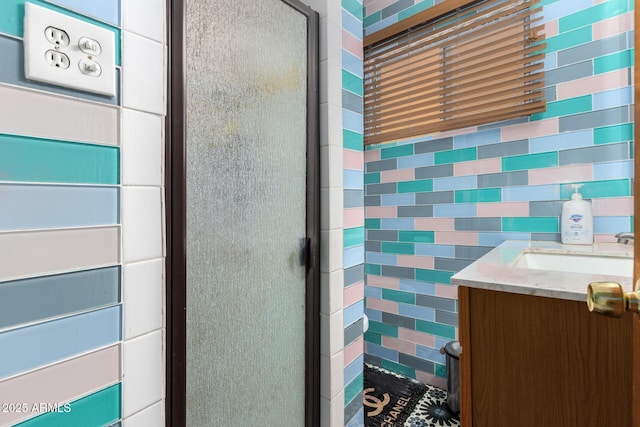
[0,1,165,426]
[363,0,634,388]
[342,0,366,425]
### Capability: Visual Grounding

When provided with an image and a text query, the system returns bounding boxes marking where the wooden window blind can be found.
[363,0,546,146]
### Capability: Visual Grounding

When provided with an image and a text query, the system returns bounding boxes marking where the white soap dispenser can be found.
[561,184,593,245]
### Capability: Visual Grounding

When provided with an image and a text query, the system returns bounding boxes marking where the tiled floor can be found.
[364,363,460,427]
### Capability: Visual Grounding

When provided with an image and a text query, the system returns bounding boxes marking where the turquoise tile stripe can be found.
[594,123,634,145]
[16,383,121,427]
[559,179,631,198]
[0,133,119,184]
[530,95,592,121]
[434,147,477,165]
[343,70,364,96]
[416,319,456,340]
[558,0,628,33]
[345,226,366,248]
[502,217,559,233]
[382,289,415,304]
[455,188,501,203]
[368,320,398,337]
[398,179,433,193]
[344,129,364,151]
[415,269,454,285]
[502,152,558,171]
[543,26,592,54]
[0,0,121,65]
[381,144,414,159]
[594,49,634,74]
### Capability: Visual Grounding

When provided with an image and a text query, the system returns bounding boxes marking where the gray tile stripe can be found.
[344,318,364,346]
[0,266,120,330]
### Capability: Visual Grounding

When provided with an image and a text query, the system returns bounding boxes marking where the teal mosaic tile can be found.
[344,130,364,151]
[415,269,454,285]
[398,179,433,193]
[559,179,631,199]
[366,264,382,275]
[382,289,415,305]
[365,218,381,229]
[343,70,363,96]
[502,217,559,233]
[398,0,434,21]
[530,95,592,121]
[543,26,592,54]
[368,320,399,337]
[381,242,415,255]
[559,0,628,33]
[381,144,414,159]
[343,0,363,20]
[381,359,416,378]
[594,123,634,145]
[364,10,381,27]
[435,363,446,378]
[344,372,363,405]
[434,147,477,165]
[455,188,501,203]
[345,226,365,248]
[365,173,381,184]
[364,331,382,345]
[398,231,435,243]
[415,319,456,340]
[502,152,559,172]
[594,49,634,74]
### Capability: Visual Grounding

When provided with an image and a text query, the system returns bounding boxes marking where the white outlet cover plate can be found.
[24,2,116,97]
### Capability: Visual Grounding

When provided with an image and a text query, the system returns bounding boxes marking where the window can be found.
[363,0,546,146]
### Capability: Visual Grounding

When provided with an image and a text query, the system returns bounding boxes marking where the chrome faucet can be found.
[615,232,634,245]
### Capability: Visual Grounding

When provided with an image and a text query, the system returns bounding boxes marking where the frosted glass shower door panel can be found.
[185,0,309,425]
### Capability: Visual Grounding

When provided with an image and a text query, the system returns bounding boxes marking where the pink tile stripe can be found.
[416,371,447,390]
[364,149,381,162]
[0,344,120,426]
[501,117,558,141]
[476,201,529,217]
[528,164,592,185]
[544,19,558,38]
[366,296,399,313]
[435,231,479,245]
[344,149,364,170]
[342,30,363,59]
[556,69,628,100]
[380,168,415,183]
[364,0,399,15]
[344,207,365,228]
[454,157,502,176]
[436,284,458,299]
[344,336,364,367]
[398,327,435,347]
[593,12,632,40]
[397,254,435,269]
[344,281,365,307]
[592,197,633,216]
[382,336,417,356]
[367,274,400,289]
[415,217,455,231]
[365,206,397,218]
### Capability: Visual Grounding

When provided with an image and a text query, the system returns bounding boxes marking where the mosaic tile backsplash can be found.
[362,0,634,388]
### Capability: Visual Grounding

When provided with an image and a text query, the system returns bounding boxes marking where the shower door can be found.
[167,0,319,425]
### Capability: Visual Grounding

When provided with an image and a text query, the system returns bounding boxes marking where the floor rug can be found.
[363,363,427,426]
[363,363,460,427]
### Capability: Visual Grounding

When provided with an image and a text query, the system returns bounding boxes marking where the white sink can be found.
[512,250,632,277]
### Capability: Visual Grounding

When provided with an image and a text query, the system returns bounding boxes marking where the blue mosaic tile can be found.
[477,232,531,246]
[381,193,415,206]
[344,301,365,327]
[414,244,455,258]
[542,0,594,22]
[592,159,634,180]
[593,216,632,234]
[452,128,501,149]
[344,246,365,268]
[416,344,446,365]
[398,303,436,322]
[433,203,477,218]
[380,218,415,230]
[343,49,364,79]
[397,152,435,169]
[343,109,364,133]
[501,184,560,202]
[365,286,383,299]
[399,279,436,296]
[344,170,364,189]
[366,252,398,265]
[593,86,633,110]
[529,129,592,153]
[366,342,399,362]
[365,307,383,322]
[343,9,364,37]
[432,175,477,191]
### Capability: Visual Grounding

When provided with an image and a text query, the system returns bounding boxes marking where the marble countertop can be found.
[451,240,634,302]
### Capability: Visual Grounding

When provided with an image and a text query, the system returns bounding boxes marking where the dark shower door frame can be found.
[164,0,320,425]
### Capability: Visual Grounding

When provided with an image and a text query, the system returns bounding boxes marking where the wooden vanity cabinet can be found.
[458,286,633,427]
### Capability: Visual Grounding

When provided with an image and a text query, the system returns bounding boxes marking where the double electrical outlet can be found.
[24,2,115,96]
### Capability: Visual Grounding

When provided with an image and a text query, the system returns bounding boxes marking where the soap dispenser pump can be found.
[561,184,593,245]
